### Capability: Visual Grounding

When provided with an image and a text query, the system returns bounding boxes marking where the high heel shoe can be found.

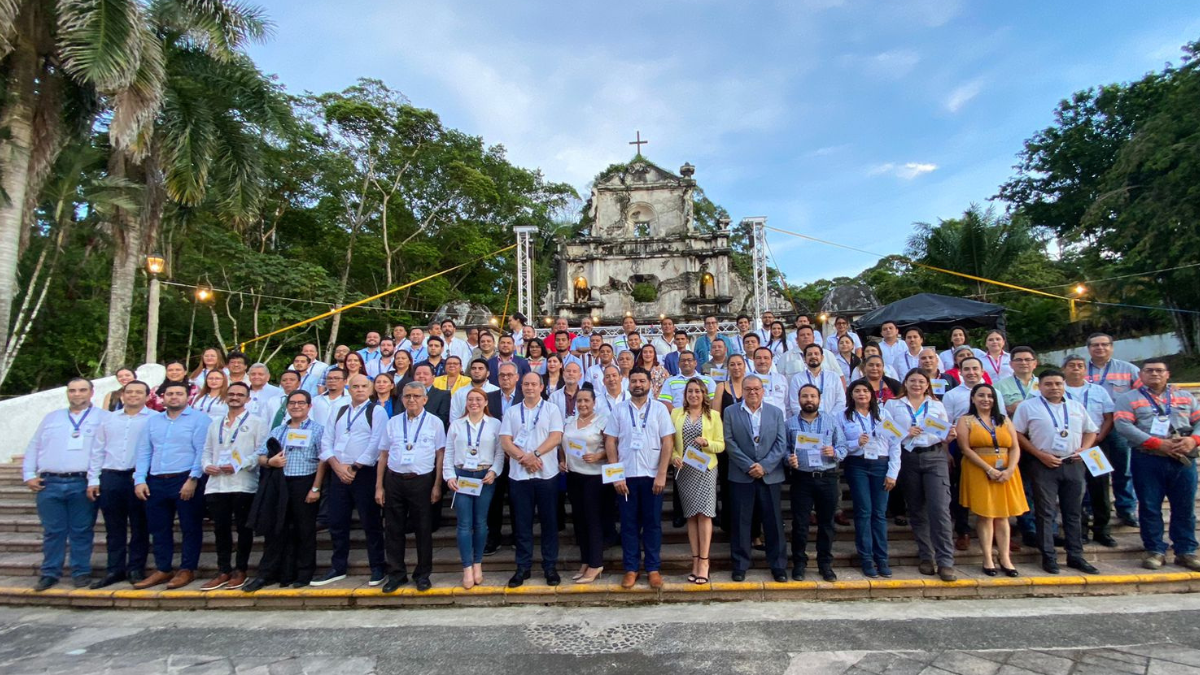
[576,566,604,584]
[981,566,998,577]
[473,563,484,585]
[1001,566,1019,577]
[462,569,476,590]
[572,565,589,582]
[694,556,710,585]
[687,555,699,583]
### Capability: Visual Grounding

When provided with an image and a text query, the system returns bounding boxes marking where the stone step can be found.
[1,559,1197,609]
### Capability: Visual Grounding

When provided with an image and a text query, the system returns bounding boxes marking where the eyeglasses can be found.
[1011,357,1036,363]
[286,401,308,407]
[1142,368,1168,374]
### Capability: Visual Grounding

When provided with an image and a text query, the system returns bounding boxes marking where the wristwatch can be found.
[310,487,321,494]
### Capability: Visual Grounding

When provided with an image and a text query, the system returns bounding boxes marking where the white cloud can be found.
[867,49,920,78]
[869,162,938,180]
[945,79,983,113]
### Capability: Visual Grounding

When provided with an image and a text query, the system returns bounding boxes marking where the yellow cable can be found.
[239,244,516,351]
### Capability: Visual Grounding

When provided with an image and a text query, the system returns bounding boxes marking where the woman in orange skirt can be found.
[956,383,1028,577]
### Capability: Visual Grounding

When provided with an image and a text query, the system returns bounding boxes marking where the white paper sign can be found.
[566,440,586,459]
[456,476,483,496]
[1081,447,1113,477]
[601,462,626,484]
[285,429,311,448]
[682,447,709,472]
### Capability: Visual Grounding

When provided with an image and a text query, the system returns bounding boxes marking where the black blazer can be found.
[486,388,520,422]
[424,387,451,429]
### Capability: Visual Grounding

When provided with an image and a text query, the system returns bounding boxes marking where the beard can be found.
[801,404,819,414]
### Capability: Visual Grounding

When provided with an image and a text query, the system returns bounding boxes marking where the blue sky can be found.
[247,0,1198,283]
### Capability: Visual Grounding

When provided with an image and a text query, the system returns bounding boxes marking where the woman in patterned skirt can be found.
[671,379,725,584]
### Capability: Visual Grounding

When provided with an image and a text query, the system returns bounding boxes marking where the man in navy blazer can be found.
[722,374,790,582]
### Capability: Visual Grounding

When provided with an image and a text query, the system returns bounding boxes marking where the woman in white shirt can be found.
[980,330,1013,382]
[444,388,504,589]
[561,388,607,584]
[882,369,957,582]
[192,370,230,421]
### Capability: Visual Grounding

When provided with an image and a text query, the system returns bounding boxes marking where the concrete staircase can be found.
[0,459,1197,609]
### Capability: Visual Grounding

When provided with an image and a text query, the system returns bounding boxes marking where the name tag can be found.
[602,463,626,484]
[630,433,646,452]
[923,416,947,432]
[1150,416,1171,437]
[462,452,480,470]
[67,433,84,451]
[286,429,311,448]
[514,429,530,448]
[682,447,709,472]
[1082,447,1113,477]
[567,440,586,459]
[400,449,417,464]
[1052,433,1069,454]
[456,476,483,496]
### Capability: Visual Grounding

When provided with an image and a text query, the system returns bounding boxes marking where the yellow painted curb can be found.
[822,580,871,591]
[868,579,924,590]
[1028,575,1085,587]
[708,581,763,592]
[921,578,978,588]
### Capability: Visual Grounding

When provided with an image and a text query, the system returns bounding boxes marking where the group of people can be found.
[21,312,1200,593]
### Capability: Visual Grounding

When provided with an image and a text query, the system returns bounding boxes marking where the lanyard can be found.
[604,390,626,412]
[1139,386,1172,418]
[1039,397,1070,436]
[855,411,877,437]
[403,412,427,449]
[985,353,1005,376]
[520,401,544,430]
[465,418,483,453]
[805,370,823,393]
[974,415,1000,450]
[298,371,312,390]
[902,352,917,371]
[219,411,250,446]
[345,402,370,433]
[1065,386,1090,410]
[68,406,94,437]
[1088,361,1111,386]
[628,401,651,434]
[797,415,823,435]
[198,395,219,413]
[905,400,928,426]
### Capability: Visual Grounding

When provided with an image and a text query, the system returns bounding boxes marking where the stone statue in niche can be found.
[573,274,590,303]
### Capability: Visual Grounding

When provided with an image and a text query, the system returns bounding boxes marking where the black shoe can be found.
[545,571,561,587]
[34,576,58,592]
[1067,558,1098,574]
[128,570,145,585]
[876,562,893,578]
[1093,534,1119,548]
[483,542,499,557]
[415,578,432,592]
[731,570,746,582]
[73,576,90,588]
[791,566,805,581]
[1021,532,1038,548]
[771,570,788,583]
[290,581,309,589]
[1041,559,1060,574]
[893,515,908,526]
[368,570,387,587]
[819,568,837,582]
[508,569,531,588]
[981,567,998,577]
[90,573,125,590]
[383,574,409,593]
[311,569,346,586]
[241,577,268,593]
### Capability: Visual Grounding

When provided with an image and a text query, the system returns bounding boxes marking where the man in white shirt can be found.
[877,321,906,367]
[598,365,631,415]
[1013,369,1100,575]
[500,372,565,587]
[549,362,585,418]
[729,314,755,356]
[650,317,680,357]
[1063,355,1118,548]
[441,319,474,365]
[610,315,639,353]
[300,343,328,386]
[291,352,321,397]
[787,344,846,418]
[751,347,789,412]
[377,381,446,593]
[246,364,283,421]
[25,377,106,591]
[317,375,388,587]
[365,338,398,379]
[943,357,985,422]
[781,325,839,381]
[451,359,499,420]
[890,326,926,377]
[226,352,251,386]
[310,367,350,430]
[407,327,428,364]
[586,344,617,391]
[793,314,823,347]
[757,310,778,343]
[604,368,675,590]
[88,380,153,589]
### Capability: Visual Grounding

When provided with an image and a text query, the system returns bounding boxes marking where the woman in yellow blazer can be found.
[671,379,725,585]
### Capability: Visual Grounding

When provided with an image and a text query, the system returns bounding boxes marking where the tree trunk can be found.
[0,35,38,358]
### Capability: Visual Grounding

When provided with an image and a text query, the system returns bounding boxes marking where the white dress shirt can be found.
[749,370,788,412]
[602,399,674,479]
[247,384,283,421]
[1013,396,1098,457]
[882,397,951,450]
[311,391,350,431]
[787,368,847,417]
[499,400,565,481]
[443,416,504,480]
[88,407,153,486]
[379,411,446,474]
[202,411,267,494]
[24,406,109,481]
[319,400,386,466]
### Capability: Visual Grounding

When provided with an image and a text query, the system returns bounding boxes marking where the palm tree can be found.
[100,0,289,373]
[0,0,155,364]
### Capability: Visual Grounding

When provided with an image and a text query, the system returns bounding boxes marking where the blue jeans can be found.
[453,468,496,567]
[618,476,663,573]
[845,456,889,567]
[1103,433,1138,516]
[509,477,558,573]
[1131,451,1197,555]
[145,473,206,572]
[36,475,97,580]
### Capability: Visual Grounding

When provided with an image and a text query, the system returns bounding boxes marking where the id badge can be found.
[514,429,530,448]
[1150,416,1171,437]
[66,433,84,451]
[630,433,646,452]
[218,451,234,467]
[994,455,1006,470]
[400,449,417,465]
[863,438,879,461]
[463,453,480,470]
[1052,434,1069,454]
[932,379,946,396]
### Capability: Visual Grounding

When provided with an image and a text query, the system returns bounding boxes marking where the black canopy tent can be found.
[852,293,1007,336]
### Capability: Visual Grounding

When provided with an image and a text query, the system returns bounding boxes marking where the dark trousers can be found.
[1131,451,1198,556]
[899,449,955,568]
[729,480,785,572]
[618,476,663,573]
[1085,467,1113,538]
[383,470,435,580]
[1104,432,1138,517]
[145,473,206,572]
[566,472,605,568]
[257,475,319,584]
[948,442,971,536]
[98,469,148,576]
[789,470,840,569]
[485,472,510,547]
[601,483,620,544]
[36,475,96,580]
[509,476,559,573]
[328,465,386,576]
[1028,459,1086,560]
[207,491,255,573]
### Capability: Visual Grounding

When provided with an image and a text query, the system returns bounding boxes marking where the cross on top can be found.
[629,131,648,154]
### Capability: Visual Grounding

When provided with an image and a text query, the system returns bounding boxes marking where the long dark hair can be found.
[844,378,881,422]
[769,321,788,352]
[157,359,188,397]
[966,382,1006,427]
[525,338,545,360]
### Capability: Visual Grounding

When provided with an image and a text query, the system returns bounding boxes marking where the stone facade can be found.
[550,159,753,323]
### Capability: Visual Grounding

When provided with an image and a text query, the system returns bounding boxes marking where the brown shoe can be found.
[226,570,248,590]
[200,573,230,592]
[133,570,174,590]
[621,571,639,589]
[955,534,970,551]
[937,566,958,582]
[166,569,195,590]
[647,571,663,589]
[917,560,936,576]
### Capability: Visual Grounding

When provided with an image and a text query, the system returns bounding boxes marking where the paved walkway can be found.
[1,595,1199,673]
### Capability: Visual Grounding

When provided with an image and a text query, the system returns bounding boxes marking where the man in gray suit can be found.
[723,375,790,582]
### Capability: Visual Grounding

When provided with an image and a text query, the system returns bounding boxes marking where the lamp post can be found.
[145,253,166,364]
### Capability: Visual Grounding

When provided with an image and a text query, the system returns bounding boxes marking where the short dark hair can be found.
[123,380,151,395]
[67,376,93,389]
[903,326,924,338]
[1039,368,1065,381]
[1143,357,1168,368]
[1062,355,1087,368]
[959,356,983,369]
[753,346,773,357]
[441,318,456,328]
[470,358,490,370]
[226,351,248,365]
[555,330,570,339]
[628,367,651,381]
[881,320,899,330]
[426,336,444,347]
[161,382,190,395]
[288,390,313,405]
[736,314,751,323]
[1086,332,1113,347]
[795,324,814,335]
[413,363,434,376]
[797,383,821,397]
[227,382,251,393]
[280,370,300,382]
[445,356,462,366]
[324,367,346,379]
[1011,346,1037,359]
[803,343,824,357]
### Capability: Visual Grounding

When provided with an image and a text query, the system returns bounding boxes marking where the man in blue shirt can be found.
[132,382,211,590]
[786,384,848,582]
[357,331,382,362]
